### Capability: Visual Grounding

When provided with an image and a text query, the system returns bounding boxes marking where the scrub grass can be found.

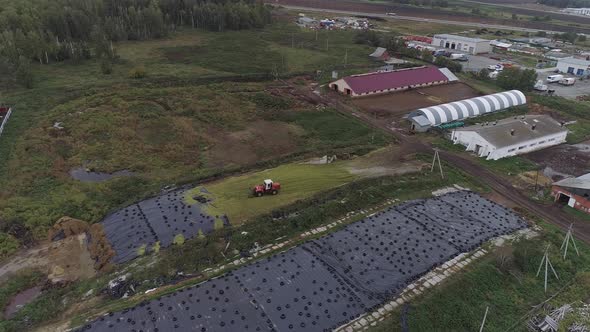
[370,221,590,332]
[185,162,358,223]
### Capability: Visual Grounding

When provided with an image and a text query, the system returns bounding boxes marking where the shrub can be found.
[0,232,20,260]
[173,234,185,246]
[128,66,147,79]
[100,59,113,75]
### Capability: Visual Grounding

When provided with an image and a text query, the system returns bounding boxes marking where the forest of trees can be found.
[0,0,272,68]
[538,0,590,8]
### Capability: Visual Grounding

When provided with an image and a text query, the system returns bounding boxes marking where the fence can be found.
[0,107,12,137]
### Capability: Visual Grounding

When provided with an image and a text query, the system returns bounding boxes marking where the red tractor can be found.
[252,179,281,197]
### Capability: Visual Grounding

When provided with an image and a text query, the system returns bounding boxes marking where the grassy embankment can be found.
[370,220,590,331]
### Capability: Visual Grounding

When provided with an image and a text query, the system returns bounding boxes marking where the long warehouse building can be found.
[408,90,527,132]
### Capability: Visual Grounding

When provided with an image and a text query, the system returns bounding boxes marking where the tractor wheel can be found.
[256,192,263,197]
[272,190,278,195]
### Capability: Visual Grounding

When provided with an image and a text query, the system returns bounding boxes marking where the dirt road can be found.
[271,0,590,34]
[283,80,590,244]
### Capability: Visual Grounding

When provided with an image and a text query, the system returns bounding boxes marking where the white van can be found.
[559,77,576,86]
[547,74,564,83]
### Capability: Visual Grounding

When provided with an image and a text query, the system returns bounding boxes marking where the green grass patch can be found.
[185,162,358,223]
[480,155,539,176]
[562,206,590,222]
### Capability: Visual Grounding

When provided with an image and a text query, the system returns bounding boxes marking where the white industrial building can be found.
[408,90,527,132]
[561,7,590,16]
[432,34,492,54]
[556,57,590,76]
[450,115,568,160]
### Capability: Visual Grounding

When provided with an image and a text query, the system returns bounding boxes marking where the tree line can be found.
[0,0,272,68]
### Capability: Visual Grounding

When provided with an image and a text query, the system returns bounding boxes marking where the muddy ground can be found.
[526,139,590,181]
[273,0,590,33]
[350,82,479,129]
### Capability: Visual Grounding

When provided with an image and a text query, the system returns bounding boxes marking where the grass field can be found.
[0,19,389,256]
[185,163,358,223]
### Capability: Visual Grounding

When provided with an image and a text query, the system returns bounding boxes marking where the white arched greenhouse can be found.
[408,90,527,132]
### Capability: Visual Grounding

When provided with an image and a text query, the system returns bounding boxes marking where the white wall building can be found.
[431,34,492,54]
[556,57,590,76]
[562,8,590,16]
[451,115,567,160]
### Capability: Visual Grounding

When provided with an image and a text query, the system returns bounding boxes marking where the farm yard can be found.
[2,3,590,332]
[351,82,479,128]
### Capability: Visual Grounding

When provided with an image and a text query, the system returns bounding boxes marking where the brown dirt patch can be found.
[526,139,590,180]
[205,120,304,167]
[345,145,427,177]
[351,83,479,129]
[47,234,96,283]
[528,103,571,123]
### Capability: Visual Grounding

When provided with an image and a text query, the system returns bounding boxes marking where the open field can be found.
[184,147,424,223]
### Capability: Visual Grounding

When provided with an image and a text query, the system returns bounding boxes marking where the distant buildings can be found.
[450,115,567,160]
[552,174,590,214]
[556,57,590,76]
[408,90,526,132]
[431,34,492,55]
[369,47,390,61]
[328,66,457,97]
[561,7,590,16]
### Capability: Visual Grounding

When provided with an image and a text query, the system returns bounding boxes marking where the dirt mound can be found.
[47,216,89,241]
[46,216,115,274]
[528,103,570,123]
[87,224,115,273]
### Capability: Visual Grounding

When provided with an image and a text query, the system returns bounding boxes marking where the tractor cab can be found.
[263,179,273,191]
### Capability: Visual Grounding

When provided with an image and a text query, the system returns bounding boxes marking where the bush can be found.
[0,232,19,259]
[100,59,113,75]
[173,234,185,246]
[128,66,147,79]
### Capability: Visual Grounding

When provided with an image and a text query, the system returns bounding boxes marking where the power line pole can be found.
[344,48,348,67]
[326,36,329,51]
[561,223,579,259]
[431,149,444,179]
[479,306,489,332]
[536,245,559,292]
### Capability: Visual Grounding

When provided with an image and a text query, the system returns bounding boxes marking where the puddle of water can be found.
[3,285,43,319]
[69,168,135,182]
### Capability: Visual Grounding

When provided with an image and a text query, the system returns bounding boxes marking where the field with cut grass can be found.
[186,163,357,223]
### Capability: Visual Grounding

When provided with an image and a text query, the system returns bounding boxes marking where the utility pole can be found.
[479,306,489,332]
[536,245,559,292]
[561,223,579,259]
[431,149,444,179]
[344,48,348,67]
[326,36,329,51]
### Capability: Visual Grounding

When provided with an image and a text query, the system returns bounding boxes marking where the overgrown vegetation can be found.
[371,222,590,331]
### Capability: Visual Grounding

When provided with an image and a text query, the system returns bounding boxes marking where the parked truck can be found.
[559,77,576,86]
[450,53,468,61]
[546,74,564,83]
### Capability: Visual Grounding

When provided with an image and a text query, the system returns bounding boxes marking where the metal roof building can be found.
[552,173,590,214]
[450,115,567,160]
[329,66,457,97]
[408,90,526,132]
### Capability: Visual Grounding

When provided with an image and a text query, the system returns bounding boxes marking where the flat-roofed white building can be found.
[556,57,590,76]
[432,34,492,54]
[450,115,567,160]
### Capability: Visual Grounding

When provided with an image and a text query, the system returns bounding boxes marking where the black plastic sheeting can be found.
[82,191,526,332]
[101,190,219,263]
